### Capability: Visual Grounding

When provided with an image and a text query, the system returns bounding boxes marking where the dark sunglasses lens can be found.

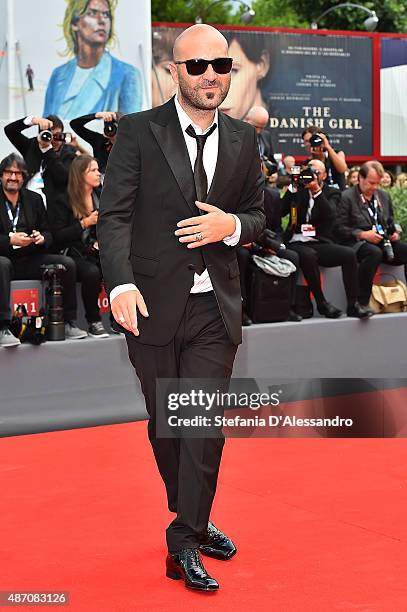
[185,58,233,75]
[185,60,208,75]
[212,58,233,74]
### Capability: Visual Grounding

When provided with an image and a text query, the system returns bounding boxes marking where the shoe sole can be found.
[199,547,237,560]
[1,342,21,347]
[88,333,109,338]
[166,570,219,590]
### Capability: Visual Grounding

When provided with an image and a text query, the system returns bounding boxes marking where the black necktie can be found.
[185,123,217,203]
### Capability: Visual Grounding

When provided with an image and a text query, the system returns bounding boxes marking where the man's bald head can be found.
[173,24,228,61]
[244,106,269,133]
[168,24,231,114]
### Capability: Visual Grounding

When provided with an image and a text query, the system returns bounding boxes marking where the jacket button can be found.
[188,264,195,270]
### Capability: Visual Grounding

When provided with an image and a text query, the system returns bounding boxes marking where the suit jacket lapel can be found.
[149,99,197,214]
[0,192,11,233]
[206,112,244,208]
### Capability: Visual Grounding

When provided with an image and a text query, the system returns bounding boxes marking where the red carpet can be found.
[2,422,407,611]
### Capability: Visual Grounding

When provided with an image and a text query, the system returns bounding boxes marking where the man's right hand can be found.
[111,289,149,336]
[31,116,53,131]
[359,230,382,244]
[10,232,33,247]
[95,112,117,122]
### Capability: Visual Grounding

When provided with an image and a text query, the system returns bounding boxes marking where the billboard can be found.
[152,26,373,158]
[1,0,151,123]
[381,37,407,157]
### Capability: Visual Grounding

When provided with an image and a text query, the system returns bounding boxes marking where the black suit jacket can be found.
[97,98,265,346]
[258,129,276,163]
[0,188,52,259]
[4,118,76,208]
[281,184,340,244]
[335,185,396,248]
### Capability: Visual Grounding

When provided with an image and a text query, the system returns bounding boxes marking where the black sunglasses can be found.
[174,57,233,76]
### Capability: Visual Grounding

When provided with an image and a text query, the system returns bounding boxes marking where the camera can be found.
[104,120,118,137]
[381,234,395,262]
[52,132,72,144]
[309,133,324,149]
[291,166,317,189]
[261,155,277,176]
[252,229,284,256]
[41,263,66,341]
[39,130,53,143]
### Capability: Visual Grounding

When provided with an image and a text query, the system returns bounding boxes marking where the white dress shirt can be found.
[110,96,241,302]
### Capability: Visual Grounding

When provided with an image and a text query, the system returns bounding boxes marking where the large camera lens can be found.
[104,120,118,137]
[309,133,324,148]
[39,130,53,143]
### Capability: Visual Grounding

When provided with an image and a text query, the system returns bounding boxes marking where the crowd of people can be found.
[0,105,406,346]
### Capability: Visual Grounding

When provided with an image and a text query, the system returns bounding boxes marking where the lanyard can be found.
[359,190,381,225]
[5,201,20,232]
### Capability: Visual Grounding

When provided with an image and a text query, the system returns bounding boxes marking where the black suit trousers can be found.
[125,291,237,553]
[289,241,359,305]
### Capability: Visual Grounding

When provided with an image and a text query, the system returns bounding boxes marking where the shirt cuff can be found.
[223,214,241,247]
[24,115,34,126]
[110,283,138,302]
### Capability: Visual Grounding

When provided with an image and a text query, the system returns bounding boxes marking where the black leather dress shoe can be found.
[317,301,343,319]
[347,302,374,319]
[288,309,302,322]
[166,548,219,590]
[199,521,237,560]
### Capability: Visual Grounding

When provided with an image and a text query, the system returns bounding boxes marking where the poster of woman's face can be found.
[5,0,151,120]
[152,26,373,157]
[152,28,270,120]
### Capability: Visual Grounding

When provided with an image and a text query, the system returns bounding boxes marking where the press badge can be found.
[301,224,316,237]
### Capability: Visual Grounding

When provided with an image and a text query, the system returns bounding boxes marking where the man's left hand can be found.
[390,232,400,242]
[175,202,236,249]
[31,230,45,245]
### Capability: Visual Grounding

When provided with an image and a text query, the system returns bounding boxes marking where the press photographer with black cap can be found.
[0,153,86,347]
[70,111,119,176]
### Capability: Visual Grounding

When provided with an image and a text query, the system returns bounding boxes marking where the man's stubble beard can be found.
[178,73,231,112]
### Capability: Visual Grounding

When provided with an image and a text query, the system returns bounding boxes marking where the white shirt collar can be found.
[174,95,218,136]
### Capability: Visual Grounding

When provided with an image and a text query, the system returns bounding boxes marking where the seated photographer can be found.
[70,112,118,176]
[0,153,86,347]
[335,160,407,306]
[302,126,347,191]
[49,155,108,338]
[4,115,76,208]
[282,159,373,319]
[237,164,301,324]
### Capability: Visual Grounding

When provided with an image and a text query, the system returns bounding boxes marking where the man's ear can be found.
[168,63,179,86]
[256,50,270,81]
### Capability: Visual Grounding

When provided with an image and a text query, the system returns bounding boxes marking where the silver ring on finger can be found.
[195,232,203,241]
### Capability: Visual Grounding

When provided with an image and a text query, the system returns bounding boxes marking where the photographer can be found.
[0,154,86,346]
[4,114,76,207]
[336,160,407,306]
[282,159,373,319]
[49,155,108,338]
[70,111,118,175]
[302,126,347,191]
[244,106,276,163]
